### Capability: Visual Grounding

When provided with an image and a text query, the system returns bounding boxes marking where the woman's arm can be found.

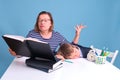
[9,48,22,58]
[9,48,17,56]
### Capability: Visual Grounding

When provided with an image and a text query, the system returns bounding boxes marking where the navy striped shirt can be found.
[26,29,69,55]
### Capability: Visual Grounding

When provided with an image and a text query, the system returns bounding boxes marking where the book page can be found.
[26,37,48,44]
[52,60,63,69]
[3,34,25,42]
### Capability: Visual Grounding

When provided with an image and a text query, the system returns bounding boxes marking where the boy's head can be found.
[57,43,80,59]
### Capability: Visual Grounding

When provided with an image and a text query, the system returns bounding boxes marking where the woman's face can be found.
[38,14,52,32]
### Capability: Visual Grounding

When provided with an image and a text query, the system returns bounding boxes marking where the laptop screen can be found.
[26,40,56,61]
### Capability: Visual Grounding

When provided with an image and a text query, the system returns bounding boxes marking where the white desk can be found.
[1,57,120,80]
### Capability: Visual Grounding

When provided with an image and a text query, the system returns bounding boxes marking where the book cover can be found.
[2,35,31,57]
[26,40,56,61]
[2,34,48,57]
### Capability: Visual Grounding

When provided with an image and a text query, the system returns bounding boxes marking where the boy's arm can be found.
[55,52,65,61]
[72,24,85,44]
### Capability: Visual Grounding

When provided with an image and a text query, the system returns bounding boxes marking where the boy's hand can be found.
[75,24,86,36]
[55,54,65,61]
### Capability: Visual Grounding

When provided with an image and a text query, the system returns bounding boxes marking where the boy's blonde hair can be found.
[58,43,74,59]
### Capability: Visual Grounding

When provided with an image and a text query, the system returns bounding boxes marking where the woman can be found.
[9,11,85,56]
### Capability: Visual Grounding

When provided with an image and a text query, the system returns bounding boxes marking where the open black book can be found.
[2,34,63,72]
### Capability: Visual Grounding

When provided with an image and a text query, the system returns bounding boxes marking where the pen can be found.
[95,52,98,56]
[100,50,104,56]
[64,60,73,63]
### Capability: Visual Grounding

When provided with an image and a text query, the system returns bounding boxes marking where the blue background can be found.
[0,0,120,78]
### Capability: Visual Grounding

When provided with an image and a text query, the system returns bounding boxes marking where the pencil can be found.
[64,60,73,63]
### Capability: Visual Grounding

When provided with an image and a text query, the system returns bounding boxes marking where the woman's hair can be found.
[34,11,54,32]
[58,43,74,59]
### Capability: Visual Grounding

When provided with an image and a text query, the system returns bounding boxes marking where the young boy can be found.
[56,43,92,60]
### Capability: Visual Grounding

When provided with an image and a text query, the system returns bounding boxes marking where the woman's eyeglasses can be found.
[39,19,50,23]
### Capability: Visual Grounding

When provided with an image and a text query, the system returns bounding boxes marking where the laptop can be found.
[25,40,63,72]
[26,40,56,61]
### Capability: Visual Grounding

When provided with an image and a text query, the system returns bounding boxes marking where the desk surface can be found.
[1,57,120,80]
